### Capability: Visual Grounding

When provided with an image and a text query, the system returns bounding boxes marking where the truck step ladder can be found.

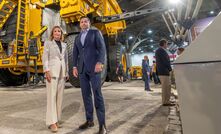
[0,0,17,30]
[16,0,28,54]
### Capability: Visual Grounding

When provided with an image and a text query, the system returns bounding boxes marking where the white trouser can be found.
[46,72,65,126]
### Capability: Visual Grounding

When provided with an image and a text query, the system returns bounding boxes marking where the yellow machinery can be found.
[0,0,127,86]
[129,66,142,79]
[0,0,162,86]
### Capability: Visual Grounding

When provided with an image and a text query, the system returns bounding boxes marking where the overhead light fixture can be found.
[139,48,141,50]
[141,51,144,53]
[151,45,154,48]
[210,11,214,15]
[169,0,181,4]
[170,34,173,37]
[169,9,175,12]
[173,22,177,26]
[132,52,134,55]
[129,36,133,40]
[150,39,153,42]
[148,30,153,34]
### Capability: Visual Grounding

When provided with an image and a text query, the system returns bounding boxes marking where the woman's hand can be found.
[45,71,51,83]
[66,75,69,81]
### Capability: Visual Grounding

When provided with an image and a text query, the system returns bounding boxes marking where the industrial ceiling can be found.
[117,0,221,53]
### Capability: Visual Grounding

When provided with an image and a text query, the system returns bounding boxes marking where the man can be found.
[116,62,124,83]
[155,39,173,106]
[142,55,152,91]
[72,16,107,134]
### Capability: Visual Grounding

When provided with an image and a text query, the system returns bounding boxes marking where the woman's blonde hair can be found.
[50,26,64,41]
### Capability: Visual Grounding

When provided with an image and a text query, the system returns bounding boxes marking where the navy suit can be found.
[73,29,106,125]
[142,59,150,90]
[155,47,172,76]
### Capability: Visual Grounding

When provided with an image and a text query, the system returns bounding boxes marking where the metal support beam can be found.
[96,7,165,23]
[129,38,148,53]
[162,14,173,36]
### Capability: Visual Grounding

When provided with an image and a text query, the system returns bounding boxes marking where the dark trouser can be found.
[152,72,160,84]
[143,73,150,90]
[79,65,105,125]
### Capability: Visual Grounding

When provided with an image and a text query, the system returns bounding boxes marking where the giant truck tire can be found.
[0,69,28,86]
[108,43,127,81]
[65,35,80,87]
[65,34,107,87]
[1,7,17,44]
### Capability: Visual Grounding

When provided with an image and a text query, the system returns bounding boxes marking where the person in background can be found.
[42,26,69,133]
[155,39,174,106]
[116,62,124,83]
[142,55,152,91]
[133,69,137,79]
[152,61,160,84]
[177,47,185,56]
[126,67,131,80]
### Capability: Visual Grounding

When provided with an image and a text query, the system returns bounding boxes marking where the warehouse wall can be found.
[131,52,155,66]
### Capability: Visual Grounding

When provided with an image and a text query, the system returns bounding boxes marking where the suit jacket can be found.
[42,40,68,78]
[155,47,172,76]
[142,59,150,74]
[73,29,106,73]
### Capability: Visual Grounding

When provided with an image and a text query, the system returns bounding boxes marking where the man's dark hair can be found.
[159,39,167,46]
[80,16,90,22]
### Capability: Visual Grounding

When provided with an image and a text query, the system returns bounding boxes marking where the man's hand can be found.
[95,62,103,73]
[73,68,78,78]
[45,71,51,83]
[147,72,150,76]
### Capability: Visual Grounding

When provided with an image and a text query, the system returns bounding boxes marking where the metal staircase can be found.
[16,0,28,54]
[0,0,17,30]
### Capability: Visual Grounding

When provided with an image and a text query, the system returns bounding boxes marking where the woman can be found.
[42,26,68,133]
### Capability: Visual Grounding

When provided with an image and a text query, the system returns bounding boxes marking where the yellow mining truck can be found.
[0,0,128,87]
[0,0,162,87]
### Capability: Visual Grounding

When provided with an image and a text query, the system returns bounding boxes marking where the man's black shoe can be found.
[98,125,107,134]
[163,103,175,106]
[79,121,94,130]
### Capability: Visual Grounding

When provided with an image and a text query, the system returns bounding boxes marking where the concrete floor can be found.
[0,80,169,134]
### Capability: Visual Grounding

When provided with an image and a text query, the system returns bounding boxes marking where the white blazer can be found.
[42,40,68,78]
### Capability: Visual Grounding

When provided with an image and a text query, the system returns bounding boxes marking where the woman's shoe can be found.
[48,124,58,133]
[56,122,63,128]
